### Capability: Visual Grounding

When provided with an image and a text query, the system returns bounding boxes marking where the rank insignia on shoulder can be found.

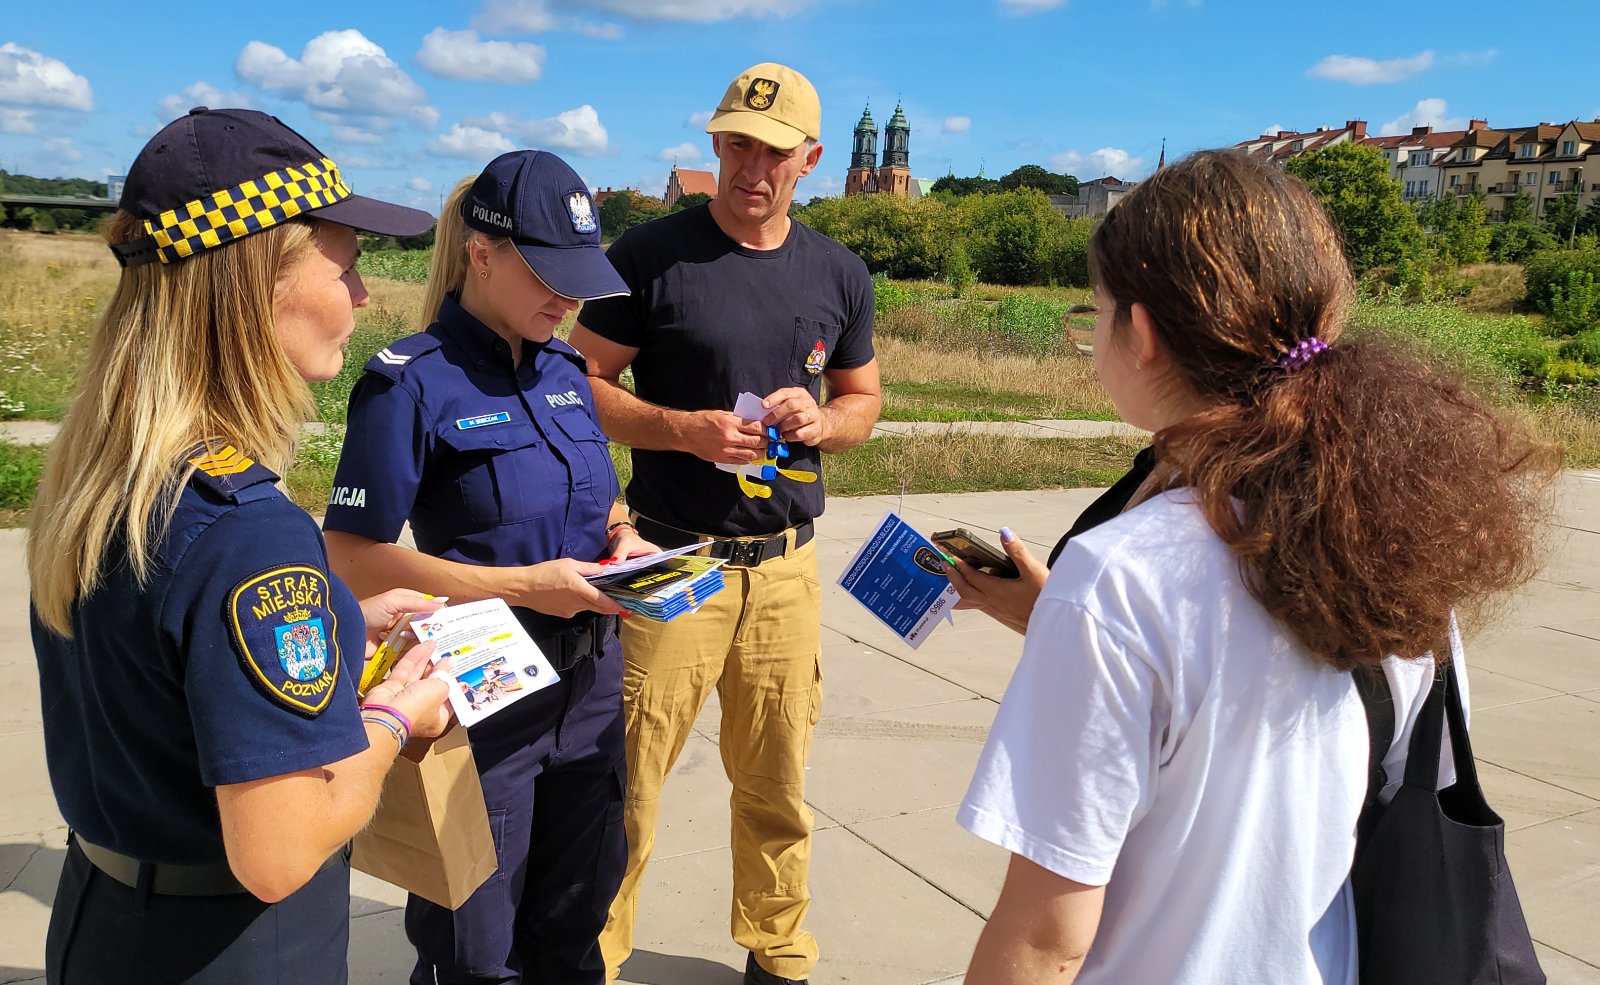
[189,445,254,477]
[227,565,341,717]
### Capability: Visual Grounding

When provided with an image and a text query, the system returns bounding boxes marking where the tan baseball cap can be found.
[705,62,821,151]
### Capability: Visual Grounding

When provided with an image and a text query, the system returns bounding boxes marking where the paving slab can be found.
[6,480,1600,983]
[616,825,986,985]
[1507,809,1600,967]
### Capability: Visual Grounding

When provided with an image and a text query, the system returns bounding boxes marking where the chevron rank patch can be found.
[189,445,254,477]
[376,347,410,366]
[227,565,342,717]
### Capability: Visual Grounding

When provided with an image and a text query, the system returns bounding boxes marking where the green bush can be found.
[1524,248,1600,314]
[944,240,975,298]
[991,293,1068,354]
[0,442,45,509]
[1548,270,1600,335]
[797,195,955,280]
[871,273,912,318]
[358,249,433,283]
[1558,328,1600,365]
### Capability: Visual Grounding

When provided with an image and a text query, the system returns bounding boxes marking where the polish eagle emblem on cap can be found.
[567,191,597,234]
[745,78,780,111]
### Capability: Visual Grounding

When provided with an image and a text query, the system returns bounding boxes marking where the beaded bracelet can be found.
[362,714,407,751]
[359,702,414,736]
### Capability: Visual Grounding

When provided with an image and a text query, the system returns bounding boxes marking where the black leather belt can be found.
[73,834,346,897]
[534,613,619,672]
[632,515,814,568]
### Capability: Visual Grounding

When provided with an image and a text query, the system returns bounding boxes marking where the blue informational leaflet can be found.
[836,511,958,649]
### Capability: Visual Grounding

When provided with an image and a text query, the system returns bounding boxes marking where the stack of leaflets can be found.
[595,555,726,622]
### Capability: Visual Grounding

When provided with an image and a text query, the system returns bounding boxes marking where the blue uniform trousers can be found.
[46,836,350,984]
[407,632,627,985]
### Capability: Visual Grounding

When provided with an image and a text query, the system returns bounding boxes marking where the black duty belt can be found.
[533,613,619,672]
[72,834,350,897]
[632,515,815,568]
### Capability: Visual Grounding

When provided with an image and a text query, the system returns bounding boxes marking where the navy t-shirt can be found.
[33,453,368,865]
[578,204,875,537]
[322,295,619,639]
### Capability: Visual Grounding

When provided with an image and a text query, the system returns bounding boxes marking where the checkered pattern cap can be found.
[112,107,434,266]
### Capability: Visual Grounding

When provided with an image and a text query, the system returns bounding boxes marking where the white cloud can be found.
[0,43,92,111]
[1050,147,1147,179]
[236,30,437,128]
[416,28,546,83]
[0,107,36,134]
[407,176,433,191]
[427,123,517,160]
[802,174,844,196]
[998,0,1064,12]
[686,110,714,128]
[568,19,625,38]
[331,123,385,144]
[474,0,557,32]
[1259,122,1287,137]
[1446,48,1497,68]
[467,105,611,156]
[1381,98,1466,135]
[580,0,807,21]
[657,142,701,162]
[41,136,83,163]
[472,0,624,37]
[1307,50,1434,85]
[942,116,971,135]
[157,81,254,122]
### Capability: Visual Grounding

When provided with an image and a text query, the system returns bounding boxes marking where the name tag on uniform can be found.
[456,412,511,430]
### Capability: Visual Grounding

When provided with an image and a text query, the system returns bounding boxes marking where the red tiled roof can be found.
[671,168,718,198]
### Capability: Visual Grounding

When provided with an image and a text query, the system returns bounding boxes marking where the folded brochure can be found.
[410,598,559,728]
[599,555,726,622]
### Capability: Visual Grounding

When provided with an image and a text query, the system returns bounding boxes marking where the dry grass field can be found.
[1,230,1596,522]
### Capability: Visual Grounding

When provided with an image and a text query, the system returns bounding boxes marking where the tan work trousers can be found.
[601,532,823,983]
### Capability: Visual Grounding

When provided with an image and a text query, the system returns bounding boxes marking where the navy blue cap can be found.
[461,150,627,301]
[113,107,434,266]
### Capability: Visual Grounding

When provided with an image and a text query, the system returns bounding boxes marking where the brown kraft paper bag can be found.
[351,724,497,909]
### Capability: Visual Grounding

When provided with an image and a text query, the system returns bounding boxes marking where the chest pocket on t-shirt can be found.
[792,317,843,390]
[435,420,554,527]
[550,411,619,510]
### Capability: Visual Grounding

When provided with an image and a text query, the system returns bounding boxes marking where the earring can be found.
[479,269,488,280]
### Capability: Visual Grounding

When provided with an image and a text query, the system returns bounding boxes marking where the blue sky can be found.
[4,0,1598,212]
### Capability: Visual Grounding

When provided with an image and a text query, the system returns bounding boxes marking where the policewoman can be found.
[28,107,453,984]
[322,149,655,985]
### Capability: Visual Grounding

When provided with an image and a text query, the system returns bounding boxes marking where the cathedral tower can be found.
[877,101,912,197]
[845,105,879,197]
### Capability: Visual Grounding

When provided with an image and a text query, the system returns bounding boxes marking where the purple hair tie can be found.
[1277,337,1329,373]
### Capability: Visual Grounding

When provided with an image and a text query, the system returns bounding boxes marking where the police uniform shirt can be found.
[33,458,368,865]
[577,204,875,538]
[323,294,618,638]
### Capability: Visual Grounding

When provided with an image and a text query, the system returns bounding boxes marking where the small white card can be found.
[715,391,770,475]
[411,598,559,727]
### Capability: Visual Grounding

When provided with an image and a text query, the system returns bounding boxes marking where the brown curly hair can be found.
[1090,150,1557,670]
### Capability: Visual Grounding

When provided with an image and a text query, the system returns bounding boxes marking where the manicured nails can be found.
[999,527,1016,544]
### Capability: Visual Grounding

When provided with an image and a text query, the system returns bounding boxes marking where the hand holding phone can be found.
[931,528,1020,579]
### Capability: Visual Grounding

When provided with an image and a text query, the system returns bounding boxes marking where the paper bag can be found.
[351,724,497,909]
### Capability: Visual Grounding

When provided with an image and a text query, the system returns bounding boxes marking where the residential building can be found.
[1233,120,1371,165]
[663,165,717,209]
[1050,176,1135,217]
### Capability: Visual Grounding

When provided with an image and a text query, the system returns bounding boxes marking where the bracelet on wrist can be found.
[606,520,635,539]
[359,702,414,737]
[362,714,407,751]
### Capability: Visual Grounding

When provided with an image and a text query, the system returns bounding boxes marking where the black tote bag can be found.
[1352,661,1545,985]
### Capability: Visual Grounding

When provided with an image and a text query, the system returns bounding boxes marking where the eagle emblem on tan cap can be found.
[745,78,779,111]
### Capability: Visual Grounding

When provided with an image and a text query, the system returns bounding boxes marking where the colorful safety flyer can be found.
[410,598,559,728]
[836,511,958,649]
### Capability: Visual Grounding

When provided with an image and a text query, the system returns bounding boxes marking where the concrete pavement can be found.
[2,477,1599,983]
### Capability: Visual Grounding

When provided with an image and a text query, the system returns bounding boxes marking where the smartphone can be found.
[931,528,1019,578]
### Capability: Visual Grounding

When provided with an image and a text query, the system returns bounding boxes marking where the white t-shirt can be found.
[958,492,1463,985]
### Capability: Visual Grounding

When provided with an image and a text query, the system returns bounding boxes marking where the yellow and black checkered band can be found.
[112,158,351,268]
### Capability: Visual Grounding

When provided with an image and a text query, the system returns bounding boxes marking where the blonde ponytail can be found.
[419,177,477,330]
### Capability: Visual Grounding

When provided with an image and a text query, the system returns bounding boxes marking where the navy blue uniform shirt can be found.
[323,295,619,638]
[33,453,369,865]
